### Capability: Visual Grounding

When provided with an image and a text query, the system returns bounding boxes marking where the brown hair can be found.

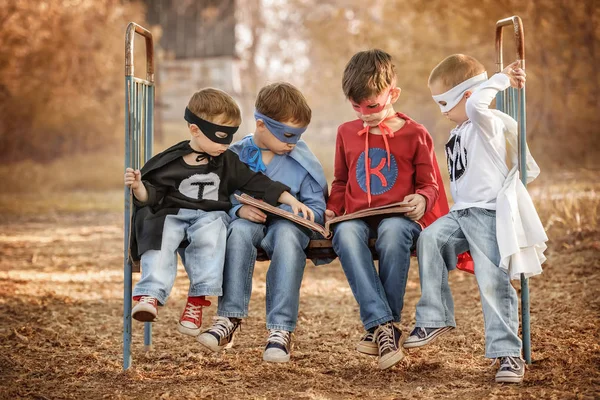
[342,49,397,102]
[255,82,311,126]
[187,88,241,126]
[428,54,486,90]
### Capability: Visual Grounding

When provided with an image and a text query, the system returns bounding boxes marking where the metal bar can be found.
[146,85,155,160]
[495,15,531,364]
[144,322,153,351]
[123,77,134,370]
[125,23,155,82]
[124,22,155,370]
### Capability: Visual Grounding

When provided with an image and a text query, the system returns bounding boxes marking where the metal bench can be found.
[122,15,534,369]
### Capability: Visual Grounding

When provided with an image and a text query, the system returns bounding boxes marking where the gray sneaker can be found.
[374,322,404,370]
[495,356,525,383]
[197,316,241,353]
[403,326,454,348]
[356,330,378,356]
[263,330,292,363]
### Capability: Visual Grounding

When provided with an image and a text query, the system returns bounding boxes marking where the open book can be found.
[234,193,413,239]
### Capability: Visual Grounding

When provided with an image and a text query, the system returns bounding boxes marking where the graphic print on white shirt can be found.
[178,173,221,201]
[445,133,468,182]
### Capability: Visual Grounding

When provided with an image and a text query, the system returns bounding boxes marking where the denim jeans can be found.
[332,216,421,331]
[133,209,230,305]
[415,208,521,358]
[217,218,311,332]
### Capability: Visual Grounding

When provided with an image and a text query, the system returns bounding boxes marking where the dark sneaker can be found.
[132,296,158,322]
[263,330,292,363]
[495,356,525,383]
[356,330,378,356]
[403,326,454,348]
[197,316,241,353]
[374,322,404,370]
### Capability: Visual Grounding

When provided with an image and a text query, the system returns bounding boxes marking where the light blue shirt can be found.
[229,135,327,225]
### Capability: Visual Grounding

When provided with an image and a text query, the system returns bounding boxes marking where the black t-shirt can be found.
[139,150,288,212]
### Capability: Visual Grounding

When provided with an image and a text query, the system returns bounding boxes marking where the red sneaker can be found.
[177,296,211,337]
[132,296,158,322]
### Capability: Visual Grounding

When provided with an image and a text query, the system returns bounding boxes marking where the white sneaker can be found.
[131,296,158,322]
[263,330,291,363]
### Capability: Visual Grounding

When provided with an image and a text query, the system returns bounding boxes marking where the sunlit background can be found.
[0,0,598,203]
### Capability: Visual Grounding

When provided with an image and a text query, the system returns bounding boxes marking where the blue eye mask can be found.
[254,111,307,144]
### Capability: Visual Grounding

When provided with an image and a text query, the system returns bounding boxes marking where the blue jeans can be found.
[332,217,421,330]
[415,208,521,358]
[133,209,230,305]
[217,218,311,332]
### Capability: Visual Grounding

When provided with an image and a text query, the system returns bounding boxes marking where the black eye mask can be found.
[184,107,239,144]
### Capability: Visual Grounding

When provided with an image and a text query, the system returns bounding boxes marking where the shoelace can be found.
[490,356,521,369]
[357,115,397,206]
[376,323,397,354]
[182,303,203,321]
[362,331,374,341]
[209,316,236,337]
[139,296,156,305]
[267,330,290,348]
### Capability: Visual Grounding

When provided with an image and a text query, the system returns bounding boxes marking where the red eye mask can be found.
[352,90,391,115]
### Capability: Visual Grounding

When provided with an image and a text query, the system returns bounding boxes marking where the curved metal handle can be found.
[495,16,525,71]
[125,22,154,82]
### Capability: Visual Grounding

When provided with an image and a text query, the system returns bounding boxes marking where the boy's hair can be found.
[342,49,397,102]
[255,82,311,126]
[428,54,486,90]
[187,88,242,126]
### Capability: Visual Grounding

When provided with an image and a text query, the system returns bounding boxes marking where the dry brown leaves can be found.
[0,199,599,399]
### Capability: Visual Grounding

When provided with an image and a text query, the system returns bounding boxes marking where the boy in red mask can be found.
[326,49,447,370]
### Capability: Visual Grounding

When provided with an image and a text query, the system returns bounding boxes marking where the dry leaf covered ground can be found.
[0,175,599,399]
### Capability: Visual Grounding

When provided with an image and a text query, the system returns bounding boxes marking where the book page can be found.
[234,194,328,237]
[324,201,413,234]
[236,194,412,239]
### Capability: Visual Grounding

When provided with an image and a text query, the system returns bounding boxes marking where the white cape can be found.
[489,110,547,279]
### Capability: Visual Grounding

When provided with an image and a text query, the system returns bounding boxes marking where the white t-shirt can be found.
[446,73,511,211]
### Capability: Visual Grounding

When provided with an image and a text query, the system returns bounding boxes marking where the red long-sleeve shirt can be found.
[327,112,439,222]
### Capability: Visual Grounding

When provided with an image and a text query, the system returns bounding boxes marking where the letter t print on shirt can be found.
[178,173,221,200]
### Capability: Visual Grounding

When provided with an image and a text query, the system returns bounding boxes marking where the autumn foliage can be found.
[0,0,145,162]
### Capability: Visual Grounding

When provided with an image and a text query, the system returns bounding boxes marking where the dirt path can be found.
[0,212,598,399]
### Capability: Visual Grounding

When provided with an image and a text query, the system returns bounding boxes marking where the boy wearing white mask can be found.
[404,54,528,383]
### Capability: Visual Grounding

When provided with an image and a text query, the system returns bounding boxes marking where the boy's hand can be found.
[290,199,315,222]
[502,60,526,89]
[238,205,267,224]
[124,168,142,189]
[325,209,336,222]
[403,194,426,221]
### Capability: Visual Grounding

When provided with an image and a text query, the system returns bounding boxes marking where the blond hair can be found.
[342,49,397,102]
[428,54,486,90]
[255,82,311,126]
[187,88,241,126]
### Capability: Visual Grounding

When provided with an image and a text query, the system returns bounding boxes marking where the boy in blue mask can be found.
[197,82,327,363]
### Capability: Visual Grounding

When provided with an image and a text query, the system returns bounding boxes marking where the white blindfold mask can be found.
[432,72,488,113]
